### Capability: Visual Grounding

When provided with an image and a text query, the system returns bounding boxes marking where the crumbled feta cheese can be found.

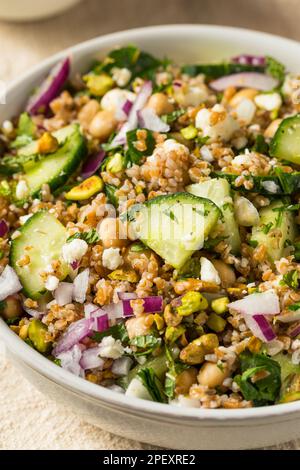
[171,395,201,408]
[99,335,124,359]
[200,145,214,162]
[102,247,123,270]
[261,180,280,194]
[161,138,189,154]
[254,92,282,111]
[231,154,252,166]
[292,339,300,351]
[111,67,132,87]
[235,98,256,125]
[19,214,33,225]
[195,104,239,142]
[45,275,59,291]
[2,120,13,135]
[234,196,260,227]
[200,257,221,284]
[62,239,88,264]
[232,135,248,149]
[175,84,209,107]
[282,74,300,98]
[101,87,135,120]
[15,180,29,200]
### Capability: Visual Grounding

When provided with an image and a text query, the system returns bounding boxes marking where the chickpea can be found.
[197,362,230,388]
[98,217,129,249]
[126,315,153,339]
[146,93,174,116]
[264,118,282,139]
[175,367,198,395]
[78,100,100,130]
[211,259,236,289]
[229,88,258,108]
[0,295,22,320]
[89,109,117,141]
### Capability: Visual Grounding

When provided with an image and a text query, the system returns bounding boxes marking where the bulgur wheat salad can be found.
[2,47,300,409]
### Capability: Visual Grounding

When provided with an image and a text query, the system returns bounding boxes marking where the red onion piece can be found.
[0,265,22,301]
[231,54,266,67]
[54,282,73,306]
[108,81,153,149]
[53,317,93,356]
[23,305,42,319]
[56,344,84,377]
[228,291,280,317]
[26,57,70,115]
[79,347,105,370]
[288,322,300,338]
[244,314,276,342]
[84,303,109,331]
[210,72,278,92]
[122,295,163,317]
[117,292,137,301]
[81,149,106,180]
[70,260,80,271]
[94,313,109,332]
[138,108,170,133]
[0,219,8,237]
[122,99,133,116]
[111,356,133,376]
[73,268,89,303]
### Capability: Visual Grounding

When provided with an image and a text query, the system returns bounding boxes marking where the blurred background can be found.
[0,0,299,83]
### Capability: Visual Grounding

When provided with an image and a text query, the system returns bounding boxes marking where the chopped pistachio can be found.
[211,297,229,315]
[84,73,114,96]
[179,333,218,365]
[180,125,198,140]
[28,319,52,353]
[65,175,103,200]
[165,325,186,343]
[176,291,208,317]
[207,313,227,333]
[108,268,139,283]
[106,152,124,173]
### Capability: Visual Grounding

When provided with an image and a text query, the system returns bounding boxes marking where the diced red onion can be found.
[79,346,105,370]
[122,295,163,317]
[288,322,300,338]
[56,344,84,377]
[54,282,73,306]
[23,305,42,319]
[138,108,170,133]
[210,72,278,92]
[0,265,22,301]
[231,54,266,67]
[81,149,106,180]
[73,268,89,303]
[277,310,300,323]
[244,314,276,342]
[111,356,133,376]
[108,81,153,149]
[94,313,109,332]
[173,80,183,88]
[84,303,101,318]
[70,260,80,271]
[84,303,109,331]
[52,317,93,356]
[26,57,70,115]
[0,219,8,237]
[122,99,133,116]
[117,292,137,301]
[103,301,124,320]
[228,291,280,317]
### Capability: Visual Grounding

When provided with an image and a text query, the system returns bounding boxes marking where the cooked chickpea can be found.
[264,118,282,139]
[126,315,152,339]
[98,217,129,249]
[78,100,100,130]
[229,88,258,108]
[197,362,230,388]
[146,93,174,116]
[175,367,198,395]
[211,259,236,288]
[89,109,117,141]
[0,295,22,320]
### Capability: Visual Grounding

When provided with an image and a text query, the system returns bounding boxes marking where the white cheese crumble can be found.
[102,247,123,270]
[101,88,135,120]
[261,180,280,194]
[200,257,221,285]
[99,335,124,359]
[254,92,282,111]
[174,84,209,107]
[195,104,239,142]
[235,98,256,125]
[62,239,88,264]
[15,180,29,200]
[45,275,60,291]
[111,67,132,87]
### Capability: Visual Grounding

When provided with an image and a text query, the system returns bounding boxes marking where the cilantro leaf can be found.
[130,335,161,356]
[67,229,100,245]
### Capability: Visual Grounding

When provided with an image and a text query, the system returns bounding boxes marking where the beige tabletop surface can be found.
[1,0,300,450]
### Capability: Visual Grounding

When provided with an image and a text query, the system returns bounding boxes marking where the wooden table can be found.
[0,0,300,450]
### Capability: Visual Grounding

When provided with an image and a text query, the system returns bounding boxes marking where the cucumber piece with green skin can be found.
[273,353,300,403]
[10,211,68,299]
[270,114,300,165]
[119,353,168,390]
[17,124,78,157]
[127,192,220,270]
[23,125,86,197]
[181,63,264,78]
[250,201,297,262]
[213,171,300,196]
[187,178,241,255]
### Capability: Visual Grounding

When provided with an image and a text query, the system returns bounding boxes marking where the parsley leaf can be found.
[261,222,273,234]
[288,302,300,311]
[234,351,281,406]
[92,323,129,343]
[252,134,269,154]
[126,128,155,165]
[130,335,161,356]
[137,367,167,403]
[265,56,286,83]
[280,270,299,289]
[161,109,185,124]
[67,229,100,245]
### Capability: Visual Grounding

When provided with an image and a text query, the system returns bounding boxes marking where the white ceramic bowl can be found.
[0,0,81,22]
[1,25,300,450]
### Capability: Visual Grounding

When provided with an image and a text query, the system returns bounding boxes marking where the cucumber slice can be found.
[23,125,86,197]
[270,114,300,165]
[181,63,264,78]
[127,192,220,269]
[213,171,300,196]
[250,201,297,262]
[10,211,68,299]
[187,178,241,254]
[18,124,78,157]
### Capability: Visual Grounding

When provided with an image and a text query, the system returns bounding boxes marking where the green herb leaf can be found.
[280,270,299,289]
[137,367,167,403]
[288,302,300,311]
[265,56,286,83]
[67,229,100,245]
[130,242,146,253]
[92,323,129,343]
[130,334,161,356]
[104,183,118,207]
[261,222,273,234]
[161,109,185,124]
[10,113,36,149]
[252,134,269,154]
[234,351,281,406]
[126,128,155,165]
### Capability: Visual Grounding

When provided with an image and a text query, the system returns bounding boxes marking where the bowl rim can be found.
[2,23,300,423]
